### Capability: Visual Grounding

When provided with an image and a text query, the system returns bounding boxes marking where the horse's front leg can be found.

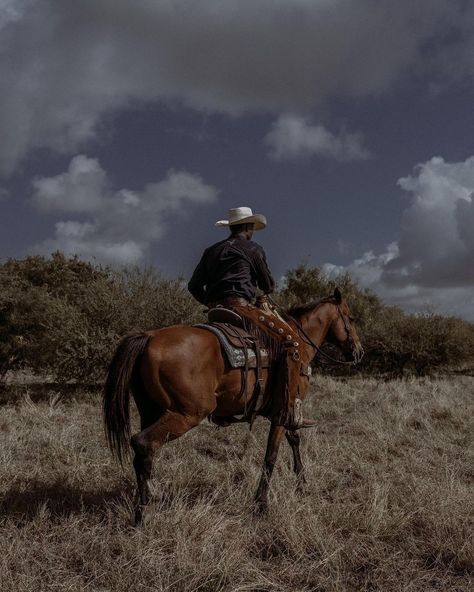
[285,430,307,492]
[254,422,285,513]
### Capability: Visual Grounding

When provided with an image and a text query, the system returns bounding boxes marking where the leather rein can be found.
[271,298,361,366]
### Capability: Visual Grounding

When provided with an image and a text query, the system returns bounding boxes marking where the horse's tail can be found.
[103,333,151,464]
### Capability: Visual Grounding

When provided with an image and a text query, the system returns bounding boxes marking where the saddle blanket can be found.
[194,323,270,369]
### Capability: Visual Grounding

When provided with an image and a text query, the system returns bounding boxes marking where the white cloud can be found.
[323,156,474,320]
[386,156,474,287]
[265,114,371,162]
[0,0,29,29]
[39,220,144,265]
[32,155,107,213]
[31,155,219,264]
[0,1,473,174]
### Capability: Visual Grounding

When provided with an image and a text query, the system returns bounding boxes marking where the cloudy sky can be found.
[1,0,473,319]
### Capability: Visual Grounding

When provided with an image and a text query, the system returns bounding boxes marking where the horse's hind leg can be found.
[254,422,285,513]
[130,384,162,519]
[285,430,307,492]
[130,410,203,525]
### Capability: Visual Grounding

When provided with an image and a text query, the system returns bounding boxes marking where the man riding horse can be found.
[188,206,314,430]
[104,209,363,522]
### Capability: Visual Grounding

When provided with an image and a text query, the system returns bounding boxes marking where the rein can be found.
[292,314,358,366]
[269,297,360,366]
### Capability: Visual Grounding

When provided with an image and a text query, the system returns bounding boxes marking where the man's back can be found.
[188,235,274,305]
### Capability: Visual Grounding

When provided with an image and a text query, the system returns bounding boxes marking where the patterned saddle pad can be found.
[194,322,270,369]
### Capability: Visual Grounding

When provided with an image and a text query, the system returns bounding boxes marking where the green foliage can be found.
[278,263,383,331]
[0,253,202,383]
[367,308,474,376]
[278,263,329,306]
[1,256,473,383]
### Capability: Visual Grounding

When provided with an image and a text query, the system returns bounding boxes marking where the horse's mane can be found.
[286,296,336,319]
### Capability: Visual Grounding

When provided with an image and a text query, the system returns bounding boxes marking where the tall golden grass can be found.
[1,376,473,591]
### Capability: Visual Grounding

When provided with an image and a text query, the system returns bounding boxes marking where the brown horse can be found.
[103,288,363,524]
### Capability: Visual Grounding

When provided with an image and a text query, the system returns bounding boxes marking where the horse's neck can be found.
[293,303,334,348]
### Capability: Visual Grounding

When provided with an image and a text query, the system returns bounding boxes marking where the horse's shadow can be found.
[0,478,133,523]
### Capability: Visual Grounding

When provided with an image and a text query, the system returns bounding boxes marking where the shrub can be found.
[1,256,473,383]
[0,254,203,383]
[367,308,474,376]
[278,263,474,376]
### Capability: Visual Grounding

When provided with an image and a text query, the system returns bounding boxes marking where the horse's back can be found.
[146,324,222,356]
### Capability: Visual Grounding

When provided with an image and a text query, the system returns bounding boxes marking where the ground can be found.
[0,375,473,592]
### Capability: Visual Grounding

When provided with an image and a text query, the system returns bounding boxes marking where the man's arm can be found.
[187,254,208,305]
[252,245,275,294]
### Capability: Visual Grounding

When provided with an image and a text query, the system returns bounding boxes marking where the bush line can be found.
[1,254,473,383]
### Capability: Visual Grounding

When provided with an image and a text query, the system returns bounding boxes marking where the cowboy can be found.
[188,206,311,429]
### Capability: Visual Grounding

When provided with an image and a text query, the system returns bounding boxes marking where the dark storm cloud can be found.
[1,0,473,174]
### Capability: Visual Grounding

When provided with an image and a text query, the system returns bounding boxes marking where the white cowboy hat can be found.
[215,206,267,230]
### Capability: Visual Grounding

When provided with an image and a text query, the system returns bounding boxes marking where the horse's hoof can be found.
[253,499,268,516]
[134,507,144,527]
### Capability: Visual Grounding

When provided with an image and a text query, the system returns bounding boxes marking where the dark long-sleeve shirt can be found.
[188,236,275,305]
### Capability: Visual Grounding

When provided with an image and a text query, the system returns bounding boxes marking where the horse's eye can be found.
[349,316,356,322]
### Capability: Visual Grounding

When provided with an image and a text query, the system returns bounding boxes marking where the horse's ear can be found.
[333,287,342,304]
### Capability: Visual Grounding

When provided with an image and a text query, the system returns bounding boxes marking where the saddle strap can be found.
[216,323,267,425]
[223,323,250,402]
[248,340,265,427]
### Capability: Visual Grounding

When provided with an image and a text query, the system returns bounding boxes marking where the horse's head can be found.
[325,288,364,364]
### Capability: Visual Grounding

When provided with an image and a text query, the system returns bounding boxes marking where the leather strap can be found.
[248,339,265,427]
[224,323,250,401]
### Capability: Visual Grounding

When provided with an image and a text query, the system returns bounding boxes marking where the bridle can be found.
[276,299,363,366]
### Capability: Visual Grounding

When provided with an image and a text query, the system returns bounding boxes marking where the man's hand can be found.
[256,294,269,308]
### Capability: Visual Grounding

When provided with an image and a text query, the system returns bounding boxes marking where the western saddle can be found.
[195,306,272,426]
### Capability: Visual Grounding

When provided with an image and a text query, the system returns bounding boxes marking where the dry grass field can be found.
[0,375,473,592]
